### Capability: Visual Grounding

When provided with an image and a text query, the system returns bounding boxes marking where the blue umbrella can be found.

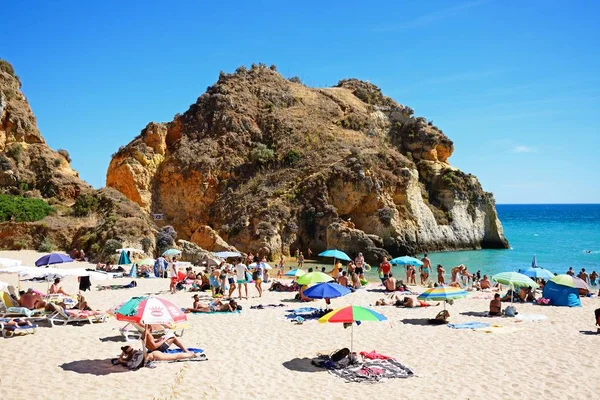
[389,256,423,267]
[35,253,73,267]
[522,267,554,280]
[318,249,352,262]
[304,282,351,299]
[531,255,538,268]
[118,250,132,265]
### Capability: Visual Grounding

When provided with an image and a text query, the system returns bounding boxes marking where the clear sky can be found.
[1,0,598,203]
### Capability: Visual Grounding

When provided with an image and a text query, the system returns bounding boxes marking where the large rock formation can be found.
[107,64,508,263]
[0,59,157,259]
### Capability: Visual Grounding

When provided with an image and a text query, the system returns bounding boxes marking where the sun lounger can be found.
[47,303,107,326]
[1,318,37,338]
[119,323,185,342]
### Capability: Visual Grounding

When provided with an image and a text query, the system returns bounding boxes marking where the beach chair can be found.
[119,322,185,342]
[47,303,107,327]
[1,318,37,338]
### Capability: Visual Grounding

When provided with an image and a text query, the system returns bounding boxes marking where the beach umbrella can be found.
[319,306,387,353]
[198,255,222,267]
[417,285,468,312]
[318,249,352,262]
[249,262,272,270]
[285,268,306,277]
[522,267,554,280]
[162,248,181,257]
[118,250,132,265]
[550,274,589,290]
[35,253,73,267]
[0,258,22,268]
[492,272,539,289]
[304,282,351,299]
[531,255,538,268]
[114,296,187,325]
[137,258,155,266]
[389,256,423,267]
[213,251,242,259]
[296,271,334,286]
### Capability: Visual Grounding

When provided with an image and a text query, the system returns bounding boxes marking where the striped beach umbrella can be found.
[550,274,589,290]
[418,285,468,313]
[319,306,387,352]
[492,272,539,289]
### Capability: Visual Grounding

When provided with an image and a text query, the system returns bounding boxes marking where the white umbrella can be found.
[249,262,272,270]
[115,248,145,254]
[0,280,8,291]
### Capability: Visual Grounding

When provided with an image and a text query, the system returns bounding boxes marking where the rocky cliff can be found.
[107,63,508,263]
[0,59,157,260]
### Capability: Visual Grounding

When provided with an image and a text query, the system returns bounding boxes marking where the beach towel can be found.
[5,307,33,317]
[328,359,415,383]
[448,322,491,329]
[515,313,548,322]
[285,307,326,320]
[164,347,203,354]
[360,351,393,360]
[250,304,285,309]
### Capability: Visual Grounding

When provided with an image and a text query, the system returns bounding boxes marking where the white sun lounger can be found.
[47,303,107,327]
[1,318,37,338]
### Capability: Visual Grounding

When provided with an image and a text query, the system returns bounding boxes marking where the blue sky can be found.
[1,0,598,203]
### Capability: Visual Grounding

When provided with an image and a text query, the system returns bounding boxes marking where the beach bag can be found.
[505,305,517,317]
[126,350,145,370]
[330,348,350,362]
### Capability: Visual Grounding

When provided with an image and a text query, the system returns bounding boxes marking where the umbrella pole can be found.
[142,323,147,360]
[351,322,354,354]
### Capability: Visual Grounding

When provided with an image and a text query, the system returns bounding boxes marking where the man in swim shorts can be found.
[234,258,249,300]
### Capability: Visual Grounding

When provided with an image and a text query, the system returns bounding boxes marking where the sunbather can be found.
[49,278,70,296]
[184,296,240,313]
[73,294,92,311]
[399,296,439,308]
[143,325,189,353]
[268,281,298,292]
[18,288,46,309]
[1,318,34,328]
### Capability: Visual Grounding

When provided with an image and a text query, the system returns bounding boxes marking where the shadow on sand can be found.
[60,358,130,376]
[400,318,445,326]
[282,357,324,373]
[98,335,127,343]
[579,330,599,336]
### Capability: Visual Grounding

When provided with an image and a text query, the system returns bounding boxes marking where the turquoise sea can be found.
[421,204,600,277]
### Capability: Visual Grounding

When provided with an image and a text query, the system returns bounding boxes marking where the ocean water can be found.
[422,204,600,277]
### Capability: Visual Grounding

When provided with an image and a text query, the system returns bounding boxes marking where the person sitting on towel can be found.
[489,293,502,316]
[49,278,70,296]
[384,273,397,292]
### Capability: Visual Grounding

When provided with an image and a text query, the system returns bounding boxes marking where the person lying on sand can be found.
[268,281,298,292]
[143,325,190,353]
[375,295,438,308]
[489,293,502,316]
[184,296,240,313]
[114,345,202,367]
[18,288,46,309]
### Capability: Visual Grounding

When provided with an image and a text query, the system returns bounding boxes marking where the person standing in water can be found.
[421,253,432,285]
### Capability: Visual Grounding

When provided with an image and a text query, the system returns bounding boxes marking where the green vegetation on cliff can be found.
[0,194,54,222]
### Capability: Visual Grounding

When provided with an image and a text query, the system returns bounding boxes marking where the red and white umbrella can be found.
[114,296,187,325]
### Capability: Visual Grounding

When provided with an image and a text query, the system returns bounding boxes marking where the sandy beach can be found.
[1,250,599,400]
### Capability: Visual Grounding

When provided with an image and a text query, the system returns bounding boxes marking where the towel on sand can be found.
[473,324,518,334]
[329,359,415,383]
[515,313,548,321]
[164,347,203,354]
[448,322,491,329]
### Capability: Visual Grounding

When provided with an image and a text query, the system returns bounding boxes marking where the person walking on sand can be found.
[298,252,304,268]
[307,248,312,259]
[378,257,391,285]
[253,262,264,297]
[168,259,178,294]
[421,253,432,285]
[295,249,300,260]
[234,258,249,300]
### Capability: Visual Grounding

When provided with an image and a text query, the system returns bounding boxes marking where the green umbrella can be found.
[162,249,181,257]
[137,258,155,266]
[296,271,334,286]
[492,272,539,289]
